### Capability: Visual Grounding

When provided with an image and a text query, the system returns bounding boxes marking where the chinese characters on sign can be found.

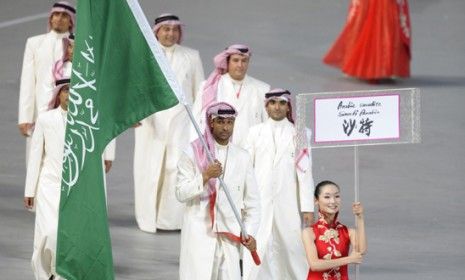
[314,95,400,143]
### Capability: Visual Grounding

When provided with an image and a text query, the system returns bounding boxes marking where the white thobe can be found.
[24,108,67,280]
[242,119,314,280]
[192,74,270,145]
[24,107,115,279]
[133,44,204,232]
[176,142,260,280]
[18,31,69,162]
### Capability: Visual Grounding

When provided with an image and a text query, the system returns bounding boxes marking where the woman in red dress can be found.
[302,181,367,280]
[323,0,411,81]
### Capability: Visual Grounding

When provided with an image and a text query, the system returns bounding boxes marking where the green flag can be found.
[57,0,182,279]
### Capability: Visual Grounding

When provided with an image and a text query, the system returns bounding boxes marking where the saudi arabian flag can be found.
[56,0,183,279]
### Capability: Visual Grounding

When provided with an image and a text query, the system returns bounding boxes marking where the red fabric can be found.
[307,213,351,280]
[209,187,261,265]
[323,0,411,80]
[215,231,261,265]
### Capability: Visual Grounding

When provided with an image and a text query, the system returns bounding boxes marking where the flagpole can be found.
[183,104,261,265]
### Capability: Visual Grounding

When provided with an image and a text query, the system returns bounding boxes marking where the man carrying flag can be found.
[176,102,260,280]
[56,0,180,279]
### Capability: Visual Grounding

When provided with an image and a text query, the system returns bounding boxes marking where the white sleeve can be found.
[191,52,205,103]
[189,81,206,141]
[24,118,45,197]
[241,128,256,164]
[18,39,36,124]
[175,150,205,202]
[297,162,314,212]
[297,128,314,212]
[242,155,261,237]
[259,83,271,122]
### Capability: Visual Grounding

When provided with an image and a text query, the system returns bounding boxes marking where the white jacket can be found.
[242,119,314,280]
[133,44,204,232]
[18,31,69,124]
[176,143,260,280]
[24,107,65,279]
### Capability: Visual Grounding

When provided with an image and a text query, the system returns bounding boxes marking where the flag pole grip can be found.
[251,250,261,265]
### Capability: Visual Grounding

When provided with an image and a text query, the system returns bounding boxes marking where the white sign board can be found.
[296,88,421,149]
[314,94,400,143]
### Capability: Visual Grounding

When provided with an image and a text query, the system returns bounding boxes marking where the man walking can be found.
[133,13,205,232]
[242,89,314,280]
[192,44,270,145]
[176,102,260,279]
[18,1,75,161]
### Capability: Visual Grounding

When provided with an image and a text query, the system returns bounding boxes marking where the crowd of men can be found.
[20,2,315,279]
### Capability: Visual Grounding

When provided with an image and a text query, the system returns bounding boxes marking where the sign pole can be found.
[354,145,360,279]
[354,145,359,202]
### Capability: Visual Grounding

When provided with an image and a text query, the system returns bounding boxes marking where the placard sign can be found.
[314,95,400,143]
[296,88,421,280]
[296,88,421,149]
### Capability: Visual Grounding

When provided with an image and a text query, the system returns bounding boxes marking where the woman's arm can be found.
[302,227,362,271]
[349,202,367,254]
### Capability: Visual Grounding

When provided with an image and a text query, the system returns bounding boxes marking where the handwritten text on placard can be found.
[314,95,400,143]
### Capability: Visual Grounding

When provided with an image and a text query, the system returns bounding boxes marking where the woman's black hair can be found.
[314,180,340,199]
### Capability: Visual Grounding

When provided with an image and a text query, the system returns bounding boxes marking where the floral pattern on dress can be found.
[307,212,350,280]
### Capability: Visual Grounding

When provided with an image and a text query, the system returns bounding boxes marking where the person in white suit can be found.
[242,89,315,280]
[23,78,114,280]
[133,13,205,232]
[176,102,260,280]
[23,79,70,280]
[18,1,75,162]
[192,44,270,145]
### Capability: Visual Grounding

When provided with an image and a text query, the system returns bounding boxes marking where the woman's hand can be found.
[352,202,364,217]
[348,250,363,264]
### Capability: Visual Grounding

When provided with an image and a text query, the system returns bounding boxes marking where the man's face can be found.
[50,12,72,33]
[59,85,70,110]
[266,99,289,121]
[227,54,249,81]
[209,117,235,144]
[156,24,180,47]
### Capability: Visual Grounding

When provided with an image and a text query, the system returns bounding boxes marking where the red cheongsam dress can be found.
[323,0,411,80]
[307,213,351,280]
